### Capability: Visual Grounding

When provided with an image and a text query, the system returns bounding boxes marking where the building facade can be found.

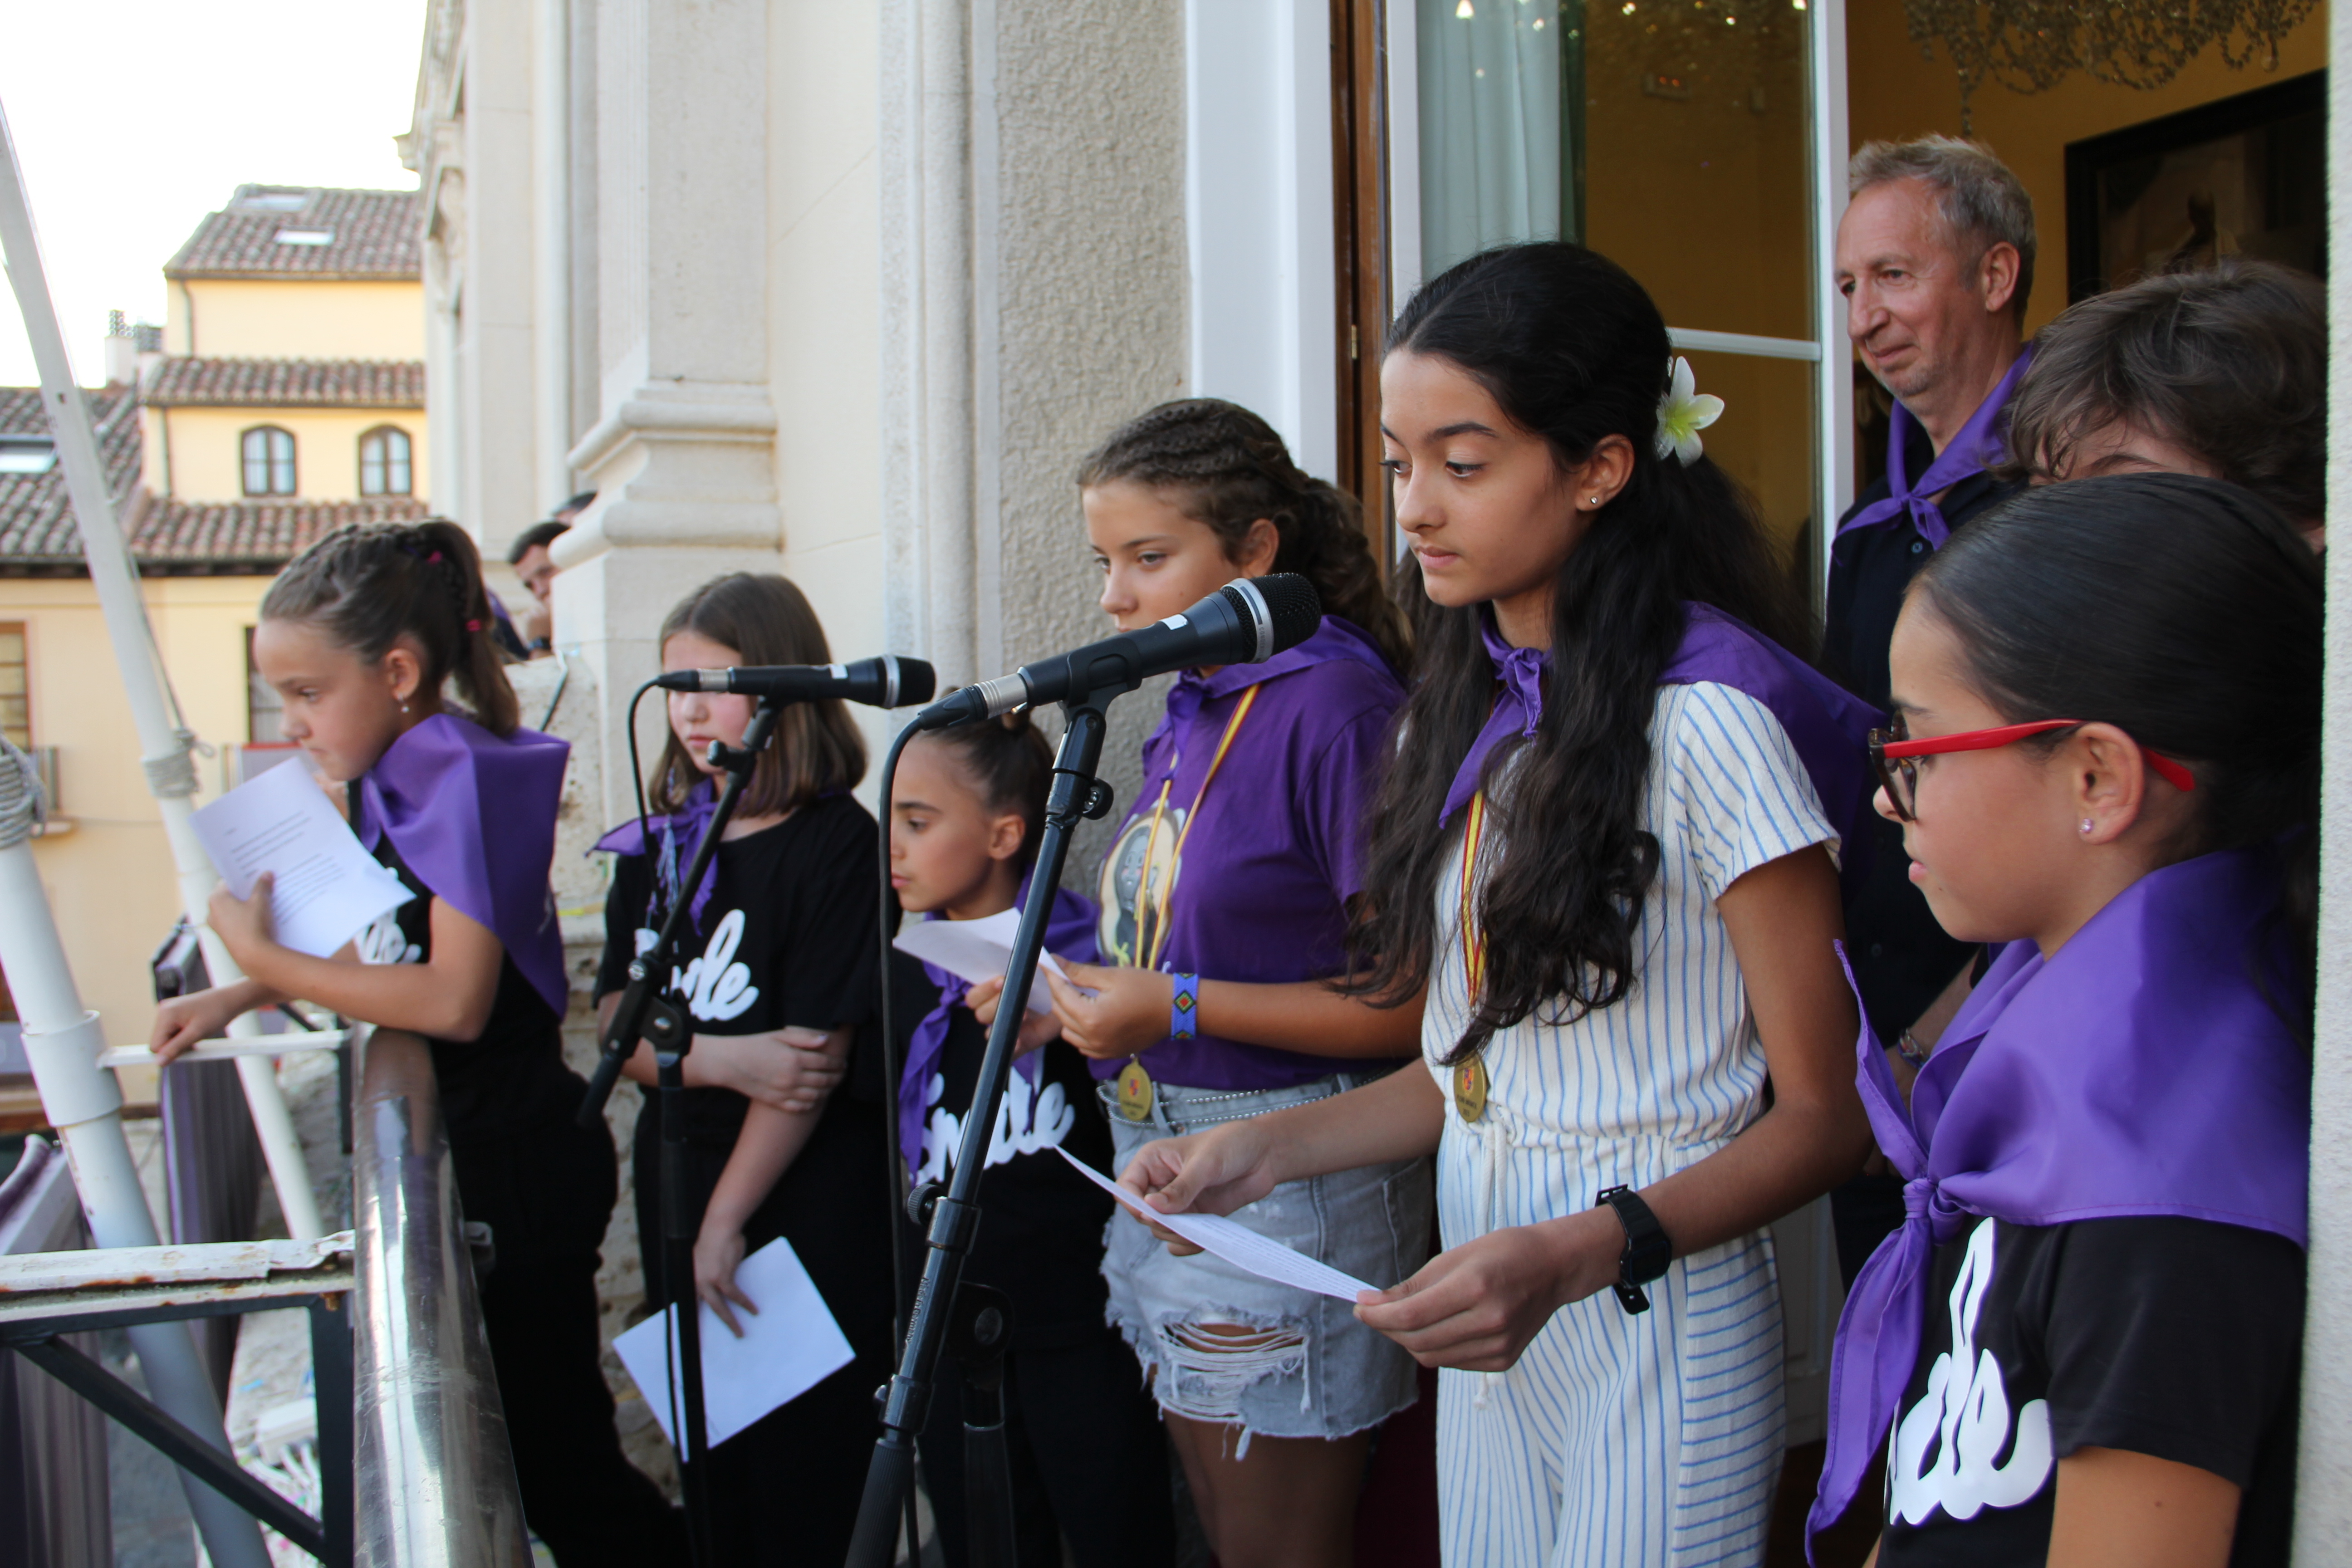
[404,0,2352,1550]
[0,185,428,1080]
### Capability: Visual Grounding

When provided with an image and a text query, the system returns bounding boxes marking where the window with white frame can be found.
[358,426,413,496]
[240,426,297,497]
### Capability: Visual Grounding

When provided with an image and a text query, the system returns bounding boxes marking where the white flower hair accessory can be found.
[1653,356,1724,466]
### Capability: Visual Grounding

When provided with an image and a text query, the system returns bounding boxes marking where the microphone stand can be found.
[846,691,1119,1568]
[578,699,784,1568]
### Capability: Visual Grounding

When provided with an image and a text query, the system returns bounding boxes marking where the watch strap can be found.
[1596,1184,1672,1315]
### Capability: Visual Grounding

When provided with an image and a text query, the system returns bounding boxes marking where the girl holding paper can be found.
[590,572,892,1568]
[1034,399,1431,1568]
[151,519,681,1565]
[886,710,1172,1568]
[1117,247,1879,1568]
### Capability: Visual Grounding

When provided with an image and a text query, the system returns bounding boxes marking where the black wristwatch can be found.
[1596,1185,1672,1315]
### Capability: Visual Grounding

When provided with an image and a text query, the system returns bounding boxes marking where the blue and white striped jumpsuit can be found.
[1424,681,1836,1567]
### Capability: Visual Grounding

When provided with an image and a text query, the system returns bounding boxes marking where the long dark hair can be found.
[1913,472,2323,999]
[1346,244,1808,1059]
[649,573,866,817]
[262,518,520,735]
[1076,398,1413,678]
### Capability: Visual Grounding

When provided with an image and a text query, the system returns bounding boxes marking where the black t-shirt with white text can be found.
[364,835,576,1145]
[593,797,889,1331]
[888,950,1116,1348]
[1880,1213,2303,1568]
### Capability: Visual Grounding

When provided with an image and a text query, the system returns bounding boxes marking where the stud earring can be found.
[1589,495,1602,507]
[2080,818,2094,834]
[401,700,411,715]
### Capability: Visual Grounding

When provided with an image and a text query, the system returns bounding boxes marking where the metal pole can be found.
[0,94,323,1241]
[0,750,269,1567]
[351,1026,532,1568]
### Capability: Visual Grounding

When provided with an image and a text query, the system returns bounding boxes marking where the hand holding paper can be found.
[190,760,410,959]
[1056,1147,1377,1301]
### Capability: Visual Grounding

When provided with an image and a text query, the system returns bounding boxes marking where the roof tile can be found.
[164,187,421,280]
[144,358,426,408]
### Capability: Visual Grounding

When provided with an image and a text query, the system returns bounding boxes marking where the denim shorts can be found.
[1098,1069,1434,1451]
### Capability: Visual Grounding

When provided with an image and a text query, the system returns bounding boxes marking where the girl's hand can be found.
[1353,1209,1621,1372]
[150,987,243,1066]
[693,1221,758,1338]
[697,1028,847,1113]
[1118,1118,1285,1254]
[207,875,279,969]
[963,977,1062,1059]
[1042,961,1171,1060]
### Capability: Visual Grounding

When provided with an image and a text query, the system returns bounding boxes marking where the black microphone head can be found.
[887,657,938,706]
[1225,573,1321,659]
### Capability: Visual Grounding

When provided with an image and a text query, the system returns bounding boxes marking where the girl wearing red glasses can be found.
[1808,472,2317,1568]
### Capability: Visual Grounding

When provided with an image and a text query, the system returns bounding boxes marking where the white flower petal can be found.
[1675,429,1705,464]
[1689,393,1725,431]
[1653,426,1677,461]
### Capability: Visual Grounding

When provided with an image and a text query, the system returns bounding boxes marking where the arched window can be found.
[358,426,413,497]
[240,426,296,497]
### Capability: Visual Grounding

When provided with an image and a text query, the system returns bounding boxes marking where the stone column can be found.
[2293,10,2352,1557]
[551,0,780,830]
[458,0,545,560]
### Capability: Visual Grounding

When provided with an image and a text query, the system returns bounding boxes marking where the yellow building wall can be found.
[1845,0,2330,337]
[169,278,426,361]
[0,574,274,1073]
[149,407,428,505]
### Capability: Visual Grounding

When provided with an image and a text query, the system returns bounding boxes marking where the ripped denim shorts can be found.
[1099,1069,1434,1451]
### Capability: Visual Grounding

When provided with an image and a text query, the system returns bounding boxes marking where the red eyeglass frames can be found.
[1867,717,2196,823]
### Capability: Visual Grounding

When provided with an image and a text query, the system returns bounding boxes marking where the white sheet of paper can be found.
[1056,1147,1377,1301]
[892,907,1078,1014]
[611,1236,854,1450]
[189,761,411,959]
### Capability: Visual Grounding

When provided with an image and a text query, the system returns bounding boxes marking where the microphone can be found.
[914,574,1320,730]
[652,655,937,709]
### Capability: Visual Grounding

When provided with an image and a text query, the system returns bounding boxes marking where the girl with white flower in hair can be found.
[1119,243,1878,1567]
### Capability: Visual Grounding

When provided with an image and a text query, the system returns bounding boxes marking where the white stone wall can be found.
[2293,8,2351,1556]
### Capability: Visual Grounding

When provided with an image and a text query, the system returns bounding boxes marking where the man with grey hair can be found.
[1825,134,2034,1283]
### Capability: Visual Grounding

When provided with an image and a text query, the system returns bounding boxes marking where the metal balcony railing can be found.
[351,1026,531,1568]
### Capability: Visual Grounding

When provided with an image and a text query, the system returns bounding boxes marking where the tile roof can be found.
[0,385,426,573]
[130,497,432,572]
[144,358,426,408]
[164,186,421,280]
[0,385,145,564]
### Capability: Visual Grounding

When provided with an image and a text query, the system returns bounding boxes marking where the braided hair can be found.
[1075,399,1412,678]
[261,518,521,735]
[916,711,1054,867]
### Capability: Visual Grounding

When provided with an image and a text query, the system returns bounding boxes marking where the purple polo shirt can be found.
[1091,615,1403,1091]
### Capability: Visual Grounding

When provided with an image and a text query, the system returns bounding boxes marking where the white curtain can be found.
[1417,0,1569,281]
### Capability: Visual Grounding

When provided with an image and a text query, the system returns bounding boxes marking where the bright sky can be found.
[0,0,427,387]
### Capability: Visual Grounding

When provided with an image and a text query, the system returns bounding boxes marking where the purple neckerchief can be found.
[1838,347,2034,551]
[591,781,720,932]
[1441,606,1882,892]
[899,874,1101,1175]
[355,712,572,1019]
[1807,848,2311,1559]
[1142,614,1398,782]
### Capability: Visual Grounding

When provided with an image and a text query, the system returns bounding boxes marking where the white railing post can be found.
[0,95,323,1244]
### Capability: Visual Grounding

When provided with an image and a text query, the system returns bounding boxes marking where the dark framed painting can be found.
[2063,70,2325,304]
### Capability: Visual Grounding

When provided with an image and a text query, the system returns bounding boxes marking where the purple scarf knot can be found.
[898,874,1101,1176]
[1807,850,2310,1560]
[591,782,722,932]
[1437,615,1549,825]
[1838,348,2033,552]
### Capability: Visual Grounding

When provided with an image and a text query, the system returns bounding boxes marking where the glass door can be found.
[1387,0,1850,602]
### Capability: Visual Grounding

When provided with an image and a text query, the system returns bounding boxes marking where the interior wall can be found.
[1845,0,2330,337]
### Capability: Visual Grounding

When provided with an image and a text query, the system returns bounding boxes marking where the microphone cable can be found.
[873,715,926,1561]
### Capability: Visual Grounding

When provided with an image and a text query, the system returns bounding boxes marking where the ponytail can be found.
[262,518,521,735]
[1076,399,1414,679]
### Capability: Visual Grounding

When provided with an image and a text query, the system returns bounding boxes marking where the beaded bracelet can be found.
[1170,973,1200,1040]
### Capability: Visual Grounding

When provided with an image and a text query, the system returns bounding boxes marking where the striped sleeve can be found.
[1656,681,1837,904]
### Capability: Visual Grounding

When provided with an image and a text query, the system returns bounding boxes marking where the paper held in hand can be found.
[189,761,410,958]
[892,907,1078,1015]
[612,1237,854,1450]
[1055,1147,1378,1302]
